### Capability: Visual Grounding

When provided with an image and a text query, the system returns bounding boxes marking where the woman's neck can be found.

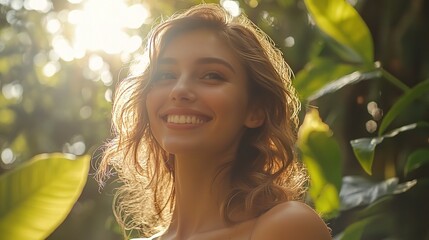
[165,153,233,239]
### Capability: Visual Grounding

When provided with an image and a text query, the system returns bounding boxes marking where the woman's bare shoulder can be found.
[251,201,332,240]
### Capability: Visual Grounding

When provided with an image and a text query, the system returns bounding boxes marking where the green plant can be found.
[0,153,90,240]
[296,0,429,239]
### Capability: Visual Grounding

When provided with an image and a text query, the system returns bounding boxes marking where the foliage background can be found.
[0,0,428,239]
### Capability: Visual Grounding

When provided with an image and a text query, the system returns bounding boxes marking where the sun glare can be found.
[44,0,149,62]
[71,0,149,55]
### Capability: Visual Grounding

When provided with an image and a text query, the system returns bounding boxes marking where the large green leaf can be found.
[342,180,429,240]
[298,109,342,218]
[378,80,429,135]
[304,0,373,64]
[339,176,416,211]
[306,68,380,102]
[0,153,90,240]
[294,57,359,100]
[351,122,428,175]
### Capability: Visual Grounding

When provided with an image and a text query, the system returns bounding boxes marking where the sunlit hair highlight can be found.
[97,3,306,237]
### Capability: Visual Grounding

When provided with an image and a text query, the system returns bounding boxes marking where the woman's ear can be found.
[244,106,265,128]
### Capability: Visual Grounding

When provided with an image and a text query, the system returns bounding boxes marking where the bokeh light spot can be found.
[104,89,113,102]
[24,0,52,13]
[46,18,61,34]
[123,4,149,29]
[367,101,378,113]
[284,36,295,47]
[43,61,61,77]
[80,106,92,119]
[1,148,15,165]
[10,0,23,10]
[52,35,75,62]
[100,70,113,86]
[366,120,377,133]
[367,101,383,120]
[63,136,86,155]
[2,82,23,100]
[248,0,258,8]
[88,54,104,72]
[221,0,241,17]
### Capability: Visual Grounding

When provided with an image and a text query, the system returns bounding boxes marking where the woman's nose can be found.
[169,76,196,102]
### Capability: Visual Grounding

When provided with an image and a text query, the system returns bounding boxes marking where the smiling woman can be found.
[147,29,254,157]
[97,3,331,240]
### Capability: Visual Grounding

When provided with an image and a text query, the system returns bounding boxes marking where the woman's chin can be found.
[160,141,207,155]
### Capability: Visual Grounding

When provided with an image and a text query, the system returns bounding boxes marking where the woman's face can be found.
[146,29,262,159]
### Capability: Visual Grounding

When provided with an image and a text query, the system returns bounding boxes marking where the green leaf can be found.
[349,138,377,175]
[351,123,427,175]
[298,109,342,218]
[341,179,429,240]
[307,69,380,102]
[294,57,360,100]
[337,216,381,240]
[340,176,416,211]
[0,153,90,240]
[404,148,429,176]
[379,80,429,135]
[304,0,374,64]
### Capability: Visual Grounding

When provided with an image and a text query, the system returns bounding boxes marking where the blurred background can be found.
[1,0,428,239]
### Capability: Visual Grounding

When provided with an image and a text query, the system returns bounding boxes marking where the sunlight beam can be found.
[69,0,148,55]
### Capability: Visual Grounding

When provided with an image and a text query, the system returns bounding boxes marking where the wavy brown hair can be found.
[97,3,306,238]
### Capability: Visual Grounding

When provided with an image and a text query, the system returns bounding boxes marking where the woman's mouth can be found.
[165,115,209,124]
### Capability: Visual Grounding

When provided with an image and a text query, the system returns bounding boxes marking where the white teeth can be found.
[167,115,204,124]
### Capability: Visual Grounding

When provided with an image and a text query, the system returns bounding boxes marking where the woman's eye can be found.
[154,72,176,81]
[202,72,224,80]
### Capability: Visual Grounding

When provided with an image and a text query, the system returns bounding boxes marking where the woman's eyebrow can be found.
[195,57,236,73]
[157,57,236,73]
